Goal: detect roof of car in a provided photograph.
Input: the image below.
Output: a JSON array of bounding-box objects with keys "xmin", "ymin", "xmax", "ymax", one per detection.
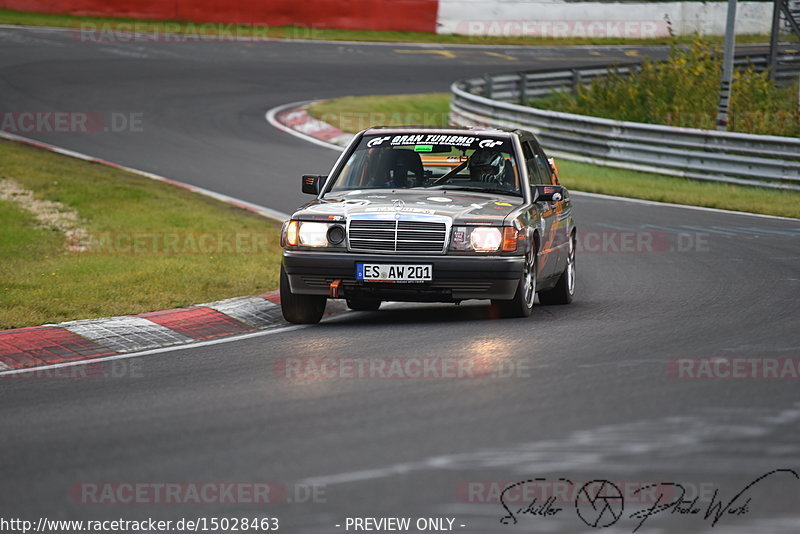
[{"xmin": 362, "ymin": 126, "xmax": 514, "ymax": 137}]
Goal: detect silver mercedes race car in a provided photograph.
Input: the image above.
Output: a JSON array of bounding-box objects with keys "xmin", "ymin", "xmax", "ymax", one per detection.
[{"xmin": 279, "ymin": 126, "xmax": 576, "ymax": 323}]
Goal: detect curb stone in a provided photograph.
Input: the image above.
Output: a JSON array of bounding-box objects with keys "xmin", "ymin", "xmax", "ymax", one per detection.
[
  {"xmin": 274, "ymin": 102, "xmax": 354, "ymax": 148},
  {"xmin": 0, "ymin": 292, "xmax": 347, "ymax": 372},
  {"xmin": 268, "ymin": 101, "xmax": 353, "ymax": 150}
]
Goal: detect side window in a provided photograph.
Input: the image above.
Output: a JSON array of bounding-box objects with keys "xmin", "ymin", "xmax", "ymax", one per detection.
[
  {"xmin": 532, "ymin": 142, "xmax": 556, "ymax": 185},
  {"xmin": 522, "ymin": 141, "xmax": 547, "ymax": 185}
]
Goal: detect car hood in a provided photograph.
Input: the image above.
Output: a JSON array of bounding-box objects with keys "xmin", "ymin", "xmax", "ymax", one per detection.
[{"xmin": 293, "ymin": 189, "xmax": 523, "ymax": 225}]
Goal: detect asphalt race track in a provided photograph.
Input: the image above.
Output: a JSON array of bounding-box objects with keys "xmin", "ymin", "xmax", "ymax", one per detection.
[{"xmin": 2, "ymin": 26, "xmax": 800, "ymax": 533}]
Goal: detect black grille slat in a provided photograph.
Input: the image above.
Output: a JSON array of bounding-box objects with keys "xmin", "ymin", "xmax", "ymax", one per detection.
[
  {"xmin": 396, "ymin": 243, "xmax": 443, "ymax": 251},
  {"xmin": 350, "ymin": 240, "xmax": 394, "ymax": 251},
  {"xmin": 397, "ymin": 231, "xmax": 445, "ymax": 241},
  {"xmin": 350, "ymin": 230, "xmax": 395, "ymax": 239},
  {"xmin": 348, "ymin": 218, "xmax": 447, "ymax": 253},
  {"xmin": 350, "ymin": 220, "xmax": 395, "ymax": 229},
  {"xmin": 398, "ymin": 221, "xmax": 444, "ymax": 231}
]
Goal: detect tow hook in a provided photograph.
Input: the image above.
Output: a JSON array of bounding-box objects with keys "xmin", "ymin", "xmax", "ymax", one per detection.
[{"xmin": 329, "ymin": 280, "xmax": 342, "ymax": 299}]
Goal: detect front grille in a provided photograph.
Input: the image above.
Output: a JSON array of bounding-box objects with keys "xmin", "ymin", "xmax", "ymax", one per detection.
[{"xmin": 348, "ymin": 218, "xmax": 448, "ymax": 254}]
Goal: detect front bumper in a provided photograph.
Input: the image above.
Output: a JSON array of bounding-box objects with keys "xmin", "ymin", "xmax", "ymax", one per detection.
[{"xmin": 282, "ymin": 250, "xmax": 524, "ymax": 302}]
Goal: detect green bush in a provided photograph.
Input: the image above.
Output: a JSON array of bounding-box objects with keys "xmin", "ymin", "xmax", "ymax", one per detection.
[{"xmin": 533, "ymin": 39, "xmax": 799, "ymax": 137}]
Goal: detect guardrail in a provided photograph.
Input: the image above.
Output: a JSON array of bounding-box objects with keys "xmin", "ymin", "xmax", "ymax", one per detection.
[{"xmin": 450, "ymin": 52, "xmax": 800, "ymax": 191}]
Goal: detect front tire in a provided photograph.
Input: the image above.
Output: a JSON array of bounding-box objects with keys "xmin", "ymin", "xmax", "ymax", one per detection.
[
  {"xmin": 280, "ymin": 265, "xmax": 326, "ymax": 324},
  {"xmin": 538, "ymin": 233, "xmax": 575, "ymax": 305},
  {"xmin": 491, "ymin": 252, "xmax": 536, "ymax": 318}
]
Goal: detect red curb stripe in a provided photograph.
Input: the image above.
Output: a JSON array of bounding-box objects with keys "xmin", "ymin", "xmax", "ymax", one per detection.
[
  {"xmin": 140, "ymin": 307, "xmax": 254, "ymax": 340},
  {"xmin": 277, "ymin": 109, "xmax": 348, "ymax": 141},
  {"xmin": 0, "ymin": 327, "xmax": 115, "ymax": 370},
  {"xmin": 260, "ymin": 291, "xmax": 281, "ymax": 305},
  {"xmin": 0, "ymin": 291, "xmax": 347, "ymax": 374}
]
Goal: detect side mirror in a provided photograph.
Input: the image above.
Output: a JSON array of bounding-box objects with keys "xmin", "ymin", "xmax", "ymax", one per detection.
[
  {"xmin": 533, "ymin": 185, "xmax": 564, "ymax": 202},
  {"xmin": 302, "ymin": 174, "xmax": 327, "ymax": 195}
]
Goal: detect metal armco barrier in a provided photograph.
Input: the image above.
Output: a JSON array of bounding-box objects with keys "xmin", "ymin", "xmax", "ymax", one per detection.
[{"xmin": 450, "ymin": 52, "xmax": 800, "ymax": 190}]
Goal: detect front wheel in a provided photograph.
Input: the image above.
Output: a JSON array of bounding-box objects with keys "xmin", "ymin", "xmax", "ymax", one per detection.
[
  {"xmin": 491, "ymin": 252, "xmax": 536, "ymax": 318},
  {"xmin": 280, "ymin": 265, "xmax": 327, "ymax": 324},
  {"xmin": 538, "ymin": 233, "xmax": 575, "ymax": 305}
]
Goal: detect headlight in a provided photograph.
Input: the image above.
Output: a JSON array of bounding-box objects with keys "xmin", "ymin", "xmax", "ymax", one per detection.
[
  {"xmin": 298, "ymin": 222, "xmax": 329, "ymax": 247},
  {"xmin": 283, "ymin": 221, "xmax": 346, "ymax": 248},
  {"xmin": 470, "ymin": 227, "xmax": 502, "ymax": 252},
  {"xmin": 450, "ymin": 226, "xmax": 518, "ymax": 253}
]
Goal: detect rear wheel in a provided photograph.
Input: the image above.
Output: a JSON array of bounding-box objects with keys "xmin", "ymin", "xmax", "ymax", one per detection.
[
  {"xmin": 538, "ymin": 233, "xmax": 575, "ymax": 305},
  {"xmin": 280, "ymin": 265, "xmax": 326, "ymax": 324},
  {"xmin": 491, "ymin": 252, "xmax": 536, "ymax": 318},
  {"xmin": 346, "ymin": 298, "xmax": 381, "ymax": 311}
]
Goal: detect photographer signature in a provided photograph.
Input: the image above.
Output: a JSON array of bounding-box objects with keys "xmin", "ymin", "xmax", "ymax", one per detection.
[{"xmin": 499, "ymin": 469, "xmax": 798, "ymax": 531}]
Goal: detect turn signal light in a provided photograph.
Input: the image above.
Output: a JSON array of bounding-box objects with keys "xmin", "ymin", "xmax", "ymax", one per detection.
[
  {"xmin": 502, "ymin": 227, "xmax": 518, "ymax": 252},
  {"xmin": 286, "ymin": 220, "xmax": 299, "ymax": 246}
]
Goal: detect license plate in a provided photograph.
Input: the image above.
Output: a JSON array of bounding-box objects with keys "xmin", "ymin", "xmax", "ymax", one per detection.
[{"xmin": 356, "ymin": 263, "xmax": 432, "ymax": 283}]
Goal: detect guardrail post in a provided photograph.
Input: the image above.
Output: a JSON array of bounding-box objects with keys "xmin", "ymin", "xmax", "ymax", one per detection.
[
  {"xmin": 484, "ymin": 74, "xmax": 494, "ymax": 99},
  {"xmin": 518, "ymin": 72, "xmax": 528, "ymax": 105},
  {"xmin": 768, "ymin": 0, "xmax": 781, "ymax": 80},
  {"xmin": 571, "ymin": 69, "xmax": 582, "ymax": 92}
]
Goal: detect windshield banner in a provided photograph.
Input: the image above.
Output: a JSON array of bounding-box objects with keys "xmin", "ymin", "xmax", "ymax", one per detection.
[{"xmin": 365, "ymin": 134, "xmax": 505, "ymax": 149}]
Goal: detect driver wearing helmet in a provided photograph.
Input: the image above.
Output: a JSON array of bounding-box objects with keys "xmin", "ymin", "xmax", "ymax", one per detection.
[{"xmin": 468, "ymin": 148, "xmax": 505, "ymax": 184}]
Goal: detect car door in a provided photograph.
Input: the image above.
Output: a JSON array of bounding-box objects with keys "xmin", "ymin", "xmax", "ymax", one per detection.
[
  {"xmin": 532, "ymin": 140, "xmax": 570, "ymax": 275},
  {"xmin": 521, "ymin": 140, "xmax": 559, "ymax": 279}
]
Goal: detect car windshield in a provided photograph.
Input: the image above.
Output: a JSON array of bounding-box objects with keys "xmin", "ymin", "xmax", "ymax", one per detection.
[{"xmin": 326, "ymin": 133, "xmax": 522, "ymax": 197}]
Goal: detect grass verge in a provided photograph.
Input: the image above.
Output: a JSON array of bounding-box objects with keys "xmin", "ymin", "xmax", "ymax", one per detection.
[
  {"xmin": 0, "ymin": 139, "xmax": 281, "ymax": 330},
  {"xmin": 0, "ymin": 8, "xmax": 778, "ymax": 47},
  {"xmin": 307, "ymin": 94, "xmax": 800, "ymax": 219}
]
